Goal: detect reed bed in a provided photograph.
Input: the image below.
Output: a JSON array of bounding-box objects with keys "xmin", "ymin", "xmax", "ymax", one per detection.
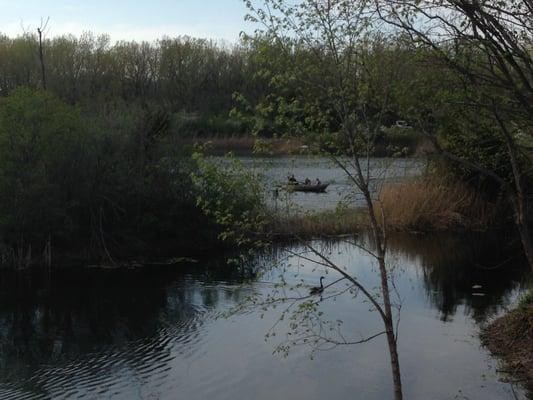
[
  {"xmin": 378, "ymin": 175, "xmax": 498, "ymax": 231},
  {"xmin": 266, "ymin": 174, "xmax": 499, "ymax": 239}
]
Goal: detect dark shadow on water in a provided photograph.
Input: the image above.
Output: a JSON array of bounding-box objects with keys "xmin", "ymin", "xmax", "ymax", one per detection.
[
  {"xmin": 387, "ymin": 231, "xmax": 531, "ymax": 322},
  {"xmin": 0, "ymin": 262, "xmax": 254, "ymax": 398}
]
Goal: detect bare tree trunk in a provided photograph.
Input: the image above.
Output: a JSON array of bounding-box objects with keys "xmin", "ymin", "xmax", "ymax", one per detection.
[
  {"xmin": 359, "ymin": 173, "xmax": 403, "ymax": 400},
  {"xmin": 383, "ymin": 304, "xmax": 403, "ymax": 400},
  {"xmin": 496, "ymin": 113, "xmax": 533, "ymax": 272},
  {"xmin": 517, "ymin": 217, "xmax": 533, "ymax": 269},
  {"xmin": 509, "ymin": 164, "xmax": 533, "ymax": 271},
  {"xmin": 335, "ymin": 148, "xmax": 404, "ymax": 400},
  {"xmin": 37, "ymin": 26, "xmax": 47, "ymax": 90},
  {"xmin": 374, "ymin": 239, "xmax": 403, "ymax": 400},
  {"xmin": 508, "ymin": 148, "xmax": 533, "ymax": 271}
]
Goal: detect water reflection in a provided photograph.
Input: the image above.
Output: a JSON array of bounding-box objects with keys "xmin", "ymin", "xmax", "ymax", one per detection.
[
  {"xmin": 0, "ymin": 264, "xmax": 254, "ymax": 399},
  {"xmin": 387, "ymin": 232, "xmax": 530, "ymax": 322},
  {"xmin": 0, "ymin": 232, "xmax": 530, "ymax": 400}
]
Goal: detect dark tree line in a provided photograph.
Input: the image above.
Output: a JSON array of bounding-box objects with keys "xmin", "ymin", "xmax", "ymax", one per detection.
[{"xmin": 0, "ymin": 33, "xmax": 264, "ymax": 116}]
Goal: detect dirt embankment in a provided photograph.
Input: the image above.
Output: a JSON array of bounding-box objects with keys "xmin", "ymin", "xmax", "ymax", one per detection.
[{"xmin": 481, "ymin": 292, "xmax": 533, "ymax": 392}]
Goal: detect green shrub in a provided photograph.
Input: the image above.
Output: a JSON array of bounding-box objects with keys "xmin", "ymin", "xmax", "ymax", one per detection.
[
  {"xmin": 191, "ymin": 152, "xmax": 266, "ymax": 246},
  {"xmin": 0, "ymin": 88, "xmax": 219, "ymax": 265}
]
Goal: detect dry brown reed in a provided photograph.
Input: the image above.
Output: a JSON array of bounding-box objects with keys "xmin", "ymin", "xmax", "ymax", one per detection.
[{"xmin": 378, "ymin": 175, "xmax": 498, "ymax": 232}]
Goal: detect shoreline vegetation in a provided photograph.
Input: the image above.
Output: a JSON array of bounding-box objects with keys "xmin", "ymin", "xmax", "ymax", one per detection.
[
  {"xmin": 378, "ymin": 175, "xmax": 501, "ymax": 232},
  {"xmin": 0, "ymin": 30, "xmax": 507, "ymax": 268},
  {"xmin": 0, "ymin": 171, "xmax": 506, "ymax": 268},
  {"xmin": 0, "ymin": 146, "xmax": 515, "ymax": 269},
  {"xmin": 176, "ymin": 132, "xmax": 433, "ymax": 157},
  {"xmin": 181, "ymin": 136, "xmax": 306, "ymax": 156},
  {"xmin": 482, "ymin": 291, "xmax": 533, "ymax": 393},
  {"xmin": 264, "ymin": 172, "xmax": 506, "ymax": 240}
]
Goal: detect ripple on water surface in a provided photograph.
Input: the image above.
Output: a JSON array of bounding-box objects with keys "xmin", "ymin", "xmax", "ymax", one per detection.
[{"xmin": 0, "ymin": 234, "xmax": 531, "ymax": 400}]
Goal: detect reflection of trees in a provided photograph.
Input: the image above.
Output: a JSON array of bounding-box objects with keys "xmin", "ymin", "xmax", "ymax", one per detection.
[
  {"xmin": 387, "ymin": 232, "xmax": 531, "ymax": 322},
  {"xmin": 0, "ymin": 263, "xmax": 252, "ymax": 398},
  {"xmin": 0, "ymin": 234, "xmax": 528, "ymax": 397},
  {"xmin": 270, "ymin": 232, "xmax": 531, "ymax": 324}
]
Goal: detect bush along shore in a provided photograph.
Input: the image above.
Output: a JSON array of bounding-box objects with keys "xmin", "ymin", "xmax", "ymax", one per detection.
[{"xmin": 0, "ymin": 88, "xmax": 252, "ymax": 269}]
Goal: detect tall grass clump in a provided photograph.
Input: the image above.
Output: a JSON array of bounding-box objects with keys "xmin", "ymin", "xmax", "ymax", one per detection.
[{"xmin": 379, "ymin": 174, "xmax": 499, "ymax": 232}]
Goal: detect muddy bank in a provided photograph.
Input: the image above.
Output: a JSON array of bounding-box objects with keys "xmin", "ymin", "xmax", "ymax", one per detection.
[{"xmin": 482, "ymin": 292, "xmax": 533, "ymax": 393}]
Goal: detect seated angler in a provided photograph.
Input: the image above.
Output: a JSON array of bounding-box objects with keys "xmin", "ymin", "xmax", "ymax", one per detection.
[{"xmin": 288, "ymin": 174, "xmax": 298, "ymax": 184}]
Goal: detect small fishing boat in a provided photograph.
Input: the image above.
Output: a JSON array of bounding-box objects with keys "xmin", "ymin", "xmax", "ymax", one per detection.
[{"xmin": 287, "ymin": 182, "xmax": 329, "ymax": 193}]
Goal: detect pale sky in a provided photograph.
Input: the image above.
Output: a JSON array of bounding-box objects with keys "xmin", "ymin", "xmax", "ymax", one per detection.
[{"xmin": 0, "ymin": 0, "xmax": 252, "ymax": 42}]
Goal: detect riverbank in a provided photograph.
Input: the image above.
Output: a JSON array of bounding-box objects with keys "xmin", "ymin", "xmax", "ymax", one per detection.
[
  {"xmin": 264, "ymin": 174, "xmax": 502, "ymax": 240},
  {"xmin": 482, "ymin": 291, "xmax": 533, "ymax": 392}
]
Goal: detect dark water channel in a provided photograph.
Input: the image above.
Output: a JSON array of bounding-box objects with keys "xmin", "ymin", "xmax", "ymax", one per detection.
[{"xmin": 0, "ymin": 232, "xmax": 531, "ymax": 400}]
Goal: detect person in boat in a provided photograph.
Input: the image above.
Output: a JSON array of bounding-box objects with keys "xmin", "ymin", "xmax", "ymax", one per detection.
[
  {"xmin": 288, "ymin": 174, "xmax": 298, "ymax": 184},
  {"xmin": 304, "ymin": 178, "xmax": 311, "ymax": 185},
  {"xmin": 315, "ymin": 178, "xmax": 321, "ymax": 185}
]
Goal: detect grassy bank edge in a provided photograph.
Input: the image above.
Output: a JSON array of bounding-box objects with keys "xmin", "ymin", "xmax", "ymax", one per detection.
[
  {"xmin": 265, "ymin": 208, "xmax": 368, "ymax": 239},
  {"xmin": 481, "ymin": 291, "xmax": 533, "ymax": 391}
]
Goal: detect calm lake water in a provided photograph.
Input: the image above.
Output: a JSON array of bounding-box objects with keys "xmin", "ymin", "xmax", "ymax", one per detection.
[
  {"xmin": 0, "ymin": 232, "xmax": 531, "ymax": 400},
  {"xmin": 236, "ymin": 156, "xmax": 425, "ymax": 212}
]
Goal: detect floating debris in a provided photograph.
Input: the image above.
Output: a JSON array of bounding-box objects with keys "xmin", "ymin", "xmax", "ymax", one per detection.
[
  {"xmin": 472, "ymin": 285, "xmax": 483, "ymax": 289},
  {"xmin": 472, "ymin": 292, "xmax": 486, "ymax": 297}
]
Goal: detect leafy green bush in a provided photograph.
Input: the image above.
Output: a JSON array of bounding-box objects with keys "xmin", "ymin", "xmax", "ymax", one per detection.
[
  {"xmin": 191, "ymin": 152, "xmax": 267, "ymax": 246},
  {"xmin": 0, "ymin": 88, "xmax": 224, "ymax": 265}
]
